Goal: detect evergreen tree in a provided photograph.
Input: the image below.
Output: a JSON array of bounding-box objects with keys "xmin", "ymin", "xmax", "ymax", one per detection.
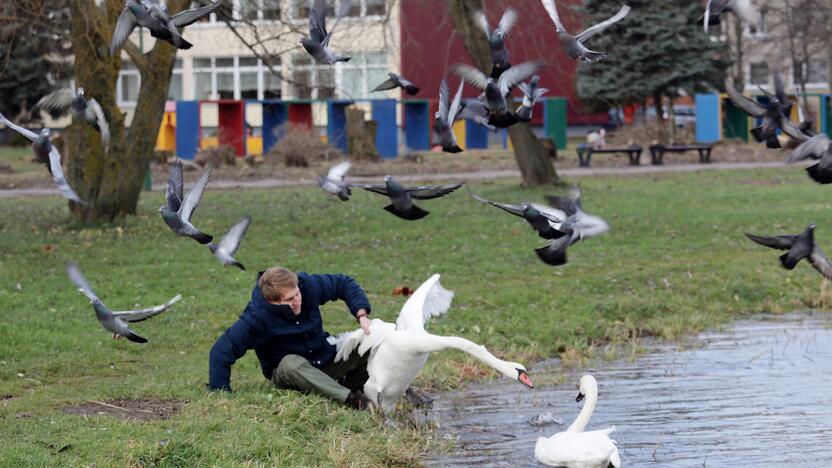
[
  {"xmin": 0, "ymin": 1, "xmax": 72, "ymax": 123},
  {"xmin": 576, "ymin": 0, "xmax": 727, "ymax": 134}
]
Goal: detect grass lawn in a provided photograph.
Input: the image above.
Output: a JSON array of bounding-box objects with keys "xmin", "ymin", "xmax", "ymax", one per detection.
[{"xmin": 1, "ymin": 167, "xmax": 829, "ymax": 466}]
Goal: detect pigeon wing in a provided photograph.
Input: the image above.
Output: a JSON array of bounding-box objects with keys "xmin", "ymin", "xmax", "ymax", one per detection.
[
  {"xmin": 113, "ymin": 294, "xmax": 182, "ymax": 322},
  {"xmin": 467, "ymin": 188, "xmax": 526, "ymax": 218},
  {"xmin": 327, "ymin": 161, "xmax": 351, "ymax": 182},
  {"xmin": 788, "ymin": 134, "xmax": 830, "ymax": 163},
  {"xmin": 576, "ymin": 4, "xmax": 631, "ymax": 42},
  {"xmin": 438, "ymin": 79, "xmax": 450, "ymax": 123},
  {"xmin": 541, "ymin": 0, "xmax": 566, "ymax": 31},
  {"xmin": 166, "ymin": 160, "xmax": 184, "ymax": 212},
  {"xmin": 498, "ymin": 7, "xmax": 518, "ymax": 34},
  {"xmin": 171, "ymin": 1, "xmax": 222, "ymax": 27},
  {"xmin": 309, "ymin": 0, "xmax": 328, "ymax": 44},
  {"xmin": 782, "ymin": 117, "xmax": 811, "ymax": 143},
  {"xmin": 67, "ymin": 262, "xmax": 100, "ymax": 303},
  {"xmin": 48, "ymin": 146, "xmax": 84, "ymax": 203},
  {"xmin": 447, "ymin": 80, "xmax": 465, "ymax": 125},
  {"xmin": 217, "ymin": 216, "xmax": 252, "ymax": 257},
  {"xmin": 354, "ymin": 183, "xmax": 389, "ymax": 196},
  {"xmin": 497, "ymin": 61, "xmax": 544, "ymax": 97},
  {"xmin": 808, "ymin": 247, "xmax": 832, "ymax": 281},
  {"xmin": 730, "ymin": 0, "xmax": 762, "ymax": 28},
  {"xmin": 371, "ymin": 74, "xmax": 399, "ymax": 92},
  {"xmin": 408, "ymin": 183, "xmax": 463, "ymax": 200},
  {"xmin": 395, "ymin": 274, "xmax": 454, "ymax": 332},
  {"xmin": 453, "ymin": 64, "xmax": 489, "ymax": 91},
  {"xmin": 726, "ymin": 83, "xmax": 766, "ymax": 118},
  {"xmin": 745, "ymin": 232, "xmax": 797, "ymax": 250},
  {"xmin": 111, "ymin": 6, "xmax": 138, "ymax": 55},
  {"xmin": 472, "ymin": 10, "xmax": 491, "ymax": 37},
  {"xmin": 544, "ymin": 194, "xmax": 580, "ymax": 217},
  {"xmin": 35, "ymin": 89, "xmax": 74, "ymax": 115},
  {"xmin": 87, "ymin": 98, "xmax": 110, "ymax": 148},
  {"xmin": 0, "ymin": 111, "xmax": 39, "ymax": 142},
  {"xmin": 179, "ymin": 164, "xmax": 212, "ymax": 221}
]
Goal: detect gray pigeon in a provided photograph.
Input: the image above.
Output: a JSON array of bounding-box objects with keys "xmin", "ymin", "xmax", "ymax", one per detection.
[
  {"xmin": 745, "ymin": 224, "xmax": 832, "ymax": 277},
  {"xmin": 318, "ymin": 160, "xmax": 352, "ymax": 201},
  {"xmin": 472, "ymin": 7, "xmax": 518, "ymax": 71},
  {"xmin": 456, "ymin": 98, "xmax": 497, "ymax": 131},
  {"xmin": 67, "ymin": 262, "xmax": 182, "ymax": 343},
  {"xmin": 702, "ymin": 0, "xmax": 762, "ymax": 33},
  {"xmin": 453, "ymin": 61, "xmax": 544, "ymax": 114},
  {"xmin": 786, "ymin": 131, "xmax": 832, "ymax": 184},
  {"xmin": 371, "ymin": 73, "xmax": 420, "ymax": 95},
  {"xmin": 354, "ymin": 175, "xmax": 463, "ymax": 220},
  {"xmin": 299, "ymin": 0, "xmax": 351, "ymax": 64},
  {"xmin": 160, "ymin": 160, "xmax": 213, "ymax": 244},
  {"xmin": 36, "ymin": 87, "xmax": 110, "ymax": 150},
  {"xmin": 725, "ymin": 76, "xmax": 794, "ymax": 149},
  {"xmin": 111, "ymin": 0, "xmax": 221, "ymax": 54},
  {"xmin": 0, "ymin": 112, "xmax": 84, "ymax": 204},
  {"xmin": 536, "ymin": 189, "xmax": 610, "ymax": 266},
  {"xmin": 541, "ymin": 0, "xmax": 631, "ymax": 62},
  {"xmin": 516, "ymin": 75, "xmax": 549, "ymax": 122},
  {"xmin": 208, "ymin": 216, "xmax": 251, "ymax": 271},
  {"xmin": 434, "ymin": 79, "xmax": 465, "ymax": 153}
]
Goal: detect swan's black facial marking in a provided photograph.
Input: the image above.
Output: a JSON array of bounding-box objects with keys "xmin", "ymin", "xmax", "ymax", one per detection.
[
  {"xmin": 575, "ymin": 391, "xmax": 585, "ymax": 403},
  {"xmin": 517, "ymin": 369, "xmax": 534, "ymax": 389}
]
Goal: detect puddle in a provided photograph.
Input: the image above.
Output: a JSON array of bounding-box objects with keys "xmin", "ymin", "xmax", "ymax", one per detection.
[{"xmin": 422, "ymin": 312, "xmax": 832, "ymax": 466}]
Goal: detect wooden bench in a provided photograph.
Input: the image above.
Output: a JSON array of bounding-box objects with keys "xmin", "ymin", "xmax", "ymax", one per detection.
[
  {"xmin": 649, "ymin": 144, "xmax": 714, "ymax": 165},
  {"xmin": 575, "ymin": 145, "xmax": 643, "ymax": 167}
]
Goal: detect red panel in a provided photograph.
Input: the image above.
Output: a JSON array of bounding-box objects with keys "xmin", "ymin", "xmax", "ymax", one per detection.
[
  {"xmin": 217, "ymin": 101, "xmax": 245, "ymax": 156},
  {"xmin": 288, "ymin": 103, "xmax": 313, "ymax": 128},
  {"xmin": 400, "ymin": 0, "xmax": 607, "ymax": 125}
]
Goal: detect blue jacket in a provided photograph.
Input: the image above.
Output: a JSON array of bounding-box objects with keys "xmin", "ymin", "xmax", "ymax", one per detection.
[{"xmin": 208, "ymin": 272, "xmax": 371, "ymax": 391}]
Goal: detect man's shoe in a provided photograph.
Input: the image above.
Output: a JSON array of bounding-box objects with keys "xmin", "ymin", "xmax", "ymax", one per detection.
[{"xmin": 345, "ymin": 391, "xmax": 372, "ymax": 411}]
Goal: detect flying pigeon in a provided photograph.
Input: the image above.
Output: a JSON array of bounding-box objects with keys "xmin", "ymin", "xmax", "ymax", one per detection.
[
  {"xmin": 67, "ymin": 262, "xmax": 182, "ymax": 343},
  {"xmin": 434, "ymin": 79, "xmax": 465, "ymax": 153},
  {"xmin": 702, "ymin": 0, "xmax": 762, "ymax": 34},
  {"xmin": 725, "ymin": 76, "xmax": 793, "ymax": 149},
  {"xmin": 111, "ymin": 0, "xmax": 222, "ymax": 54},
  {"xmin": 745, "ymin": 224, "xmax": 832, "ymax": 279},
  {"xmin": 516, "ymin": 75, "xmax": 549, "ymax": 122},
  {"xmin": 537, "ymin": 189, "xmax": 610, "ymax": 266},
  {"xmin": 456, "ymin": 98, "xmax": 497, "ymax": 131},
  {"xmin": 300, "ymin": 0, "xmax": 352, "ymax": 64},
  {"xmin": 453, "ymin": 61, "xmax": 544, "ymax": 114},
  {"xmin": 208, "ymin": 216, "xmax": 251, "ymax": 271},
  {"xmin": 0, "ymin": 112, "xmax": 84, "ymax": 204},
  {"xmin": 541, "ymin": 0, "xmax": 631, "ymax": 62},
  {"xmin": 371, "ymin": 73, "xmax": 420, "ymax": 95},
  {"xmin": 159, "ymin": 160, "xmax": 213, "ymax": 244},
  {"xmin": 354, "ymin": 175, "xmax": 463, "ymax": 220},
  {"xmin": 472, "ymin": 7, "xmax": 518, "ymax": 74},
  {"xmin": 784, "ymin": 126, "xmax": 832, "ymax": 184},
  {"xmin": 318, "ymin": 160, "xmax": 353, "ymax": 201},
  {"xmin": 35, "ymin": 88, "xmax": 109, "ymax": 149}
]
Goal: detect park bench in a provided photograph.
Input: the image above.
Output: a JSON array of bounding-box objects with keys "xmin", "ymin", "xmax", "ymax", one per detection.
[
  {"xmin": 575, "ymin": 145, "xmax": 643, "ymax": 167},
  {"xmin": 648, "ymin": 144, "xmax": 714, "ymax": 165}
]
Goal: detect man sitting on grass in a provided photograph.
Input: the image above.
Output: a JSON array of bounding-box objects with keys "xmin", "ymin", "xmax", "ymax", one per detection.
[{"xmin": 208, "ymin": 266, "xmax": 374, "ymax": 410}]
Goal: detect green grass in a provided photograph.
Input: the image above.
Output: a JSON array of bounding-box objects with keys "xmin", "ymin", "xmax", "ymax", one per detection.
[{"xmin": 1, "ymin": 167, "xmax": 829, "ymax": 466}]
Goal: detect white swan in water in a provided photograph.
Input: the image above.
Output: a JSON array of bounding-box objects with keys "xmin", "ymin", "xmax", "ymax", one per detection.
[
  {"xmin": 535, "ymin": 374, "xmax": 621, "ymax": 467},
  {"xmin": 334, "ymin": 273, "xmax": 534, "ymax": 414}
]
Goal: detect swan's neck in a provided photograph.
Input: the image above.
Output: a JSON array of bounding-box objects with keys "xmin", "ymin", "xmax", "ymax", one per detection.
[{"xmin": 566, "ymin": 387, "xmax": 597, "ymax": 433}]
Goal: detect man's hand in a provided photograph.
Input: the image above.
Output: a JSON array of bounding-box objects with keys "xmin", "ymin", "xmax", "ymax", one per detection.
[{"xmin": 358, "ymin": 315, "xmax": 371, "ymax": 335}]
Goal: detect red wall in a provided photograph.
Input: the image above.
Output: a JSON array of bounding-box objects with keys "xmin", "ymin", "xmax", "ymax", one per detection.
[{"xmin": 400, "ymin": 0, "xmax": 607, "ymax": 125}]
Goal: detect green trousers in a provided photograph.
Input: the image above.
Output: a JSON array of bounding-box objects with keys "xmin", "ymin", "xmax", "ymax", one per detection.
[{"xmin": 271, "ymin": 352, "xmax": 369, "ymax": 403}]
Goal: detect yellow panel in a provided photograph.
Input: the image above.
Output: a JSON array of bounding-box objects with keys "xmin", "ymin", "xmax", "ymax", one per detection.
[
  {"xmin": 452, "ymin": 120, "xmax": 466, "ymax": 150},
  {"xmin": 201, "ymin": 136, "xmax": 219, "ymax": 149},
  {"xmin": 155, "ymin": 112, "xmax": 176, "ymax": 152},
  {"xmin": 247, "ymin": 136, "xmax": 263, "ymax": 155},
  {"xmin": 507, "ymin": 134, "xmax": 513, "ymax": 150}
]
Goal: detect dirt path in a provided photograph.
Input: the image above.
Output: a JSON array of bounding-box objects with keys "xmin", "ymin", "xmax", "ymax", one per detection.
[{"xmin": 0, "ymin": 161, "xmax": 788, "ymax": 199}]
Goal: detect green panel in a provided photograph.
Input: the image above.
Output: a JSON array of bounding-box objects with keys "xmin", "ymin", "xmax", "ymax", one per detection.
[
  {"xmin": 723, "ymin": 99, "xmax": 748, "ymax": 142},
  {"xmin": 544, "ymin": 97, "xmax": 567, "ymax": 150}
]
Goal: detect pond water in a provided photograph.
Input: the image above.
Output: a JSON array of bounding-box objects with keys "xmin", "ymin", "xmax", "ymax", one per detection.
[{"xmin": 422, "ymin": 312, "xmax": 832, "ymax": 467}]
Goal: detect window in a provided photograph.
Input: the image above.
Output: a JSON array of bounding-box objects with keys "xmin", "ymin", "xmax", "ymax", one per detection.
[
  {"xmin": 191, "ymin": 56, "xmax": 283, "ymax": 100},
  {"xmin": 117, "ymin": 61, "xmax": 140, "ymax": 105},
  {"xmin": 745, "ymin": 9, "xmax": 767, "ymax": 37},
  {"xmin": 239, "ymin": 0, "xmax": 260, "ymax": 20},
  {"xmin": 365, "ymin": 0, "xmax": 385, "ymax": 16},
  {"xmin": 338, "ymin": 51, "xmax": 387, "ymax": 99},
  {"xmin": 193, "ymin": 58, "xmax": 214, "ymax": 100},
  {"xmin": 749, "ymin": 63, "xmax": 769, "ymax": 86},
  {"xmin": 239, "ymin": 58, "xmax": 259, "ymax": 99},
  {"xmin": 291, "ymin": 0, "xmax": 380, "ymax": 20},
  {"xmin": 793, "ymin": 61, "xmax": 828, "ymax": 85},
  {"xmin": 168, "ymin": 59, "xmax": 183, "ymax": 101}
]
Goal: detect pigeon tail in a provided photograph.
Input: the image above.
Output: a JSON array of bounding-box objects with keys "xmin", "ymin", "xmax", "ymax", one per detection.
[
  {"xmin": 192, "ymin": 231, "xmax": 214, "ymax": 245},
  {"xmin": 535, "ymin": 245, "xmax": 568, "ymax": 266},
  {"xmin": 336, "ymin": 56, "xmax": 351, "ymax": 62},
  {"xmin": 766, "ymin": 136, "xmax": 781, "ymax": 149},
  {"xmin": 442, "ymin": 144, "xmax": 464, "ymax": 154},
  {"xmin": 403, "ymin": 85, "xmax": 420, "ymax": 95},
  {"xmin": 125, "ymin": 331, "xmax": 148, "ymax": 343},
  {"xmin": 337, "ymin": 192, "xmax": 350, "ymax": 201},
  {"xmin": 384, "ymin": 203, "xmax": 429, "ymax": 221},
  {"xmin": 806, "ymin": 164, "xmax": 832, "ymax": 184},
  {"xmin": 779, "ymin": 252, "xmax": 807, "ymax": 270},
  {"xmin": 231, "ymin": 260, "xmax": 246, "ymax": 271}
]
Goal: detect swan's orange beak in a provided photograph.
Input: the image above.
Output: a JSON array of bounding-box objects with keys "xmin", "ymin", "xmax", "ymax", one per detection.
[{"xmin": 518, "ymin": 370, "xmax": 534, "ymax": 389}]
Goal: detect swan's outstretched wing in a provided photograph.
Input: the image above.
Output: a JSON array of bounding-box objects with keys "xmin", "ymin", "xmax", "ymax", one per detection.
[
  {"xmin": 395, "ymin": 274, "xmax": 454, "ymax": 332},
  {"xmin": 576, "ymin": 4, "xmax": 631, "ymax": 42},
  {"xmin": 333, "ymin": 319, "xmax": 396, "ymax": 361},
  {"xmin": 113, "ymin": 294, "xmax": 182, "ymax": 322}
]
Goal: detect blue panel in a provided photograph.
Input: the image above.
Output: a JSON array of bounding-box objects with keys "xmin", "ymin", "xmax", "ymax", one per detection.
[
  {"xmin": 175, "ymin": 100, "xmax": 200, "ymax": 160},
  {"xmin": 327, "ymin": 100, "xmax": 351, "ymax": 153},
  {"xmin": 371, "ymin": 99, "xmax": 398, "ymax": 159},
  {"xmin": 501, "ymin": 129, "xmax": 508, "ymax": 149},
  {"xmin": 262, "ymin": 100, "xmax": 288, "ymax": 153},
  {"xmin": 403, "ymin": 102, "xmax": 430, "ymax": 151},
  {"xmin": 695, "ymin": 94, "xmax": 720, "ymax": 143},
  {"xmin": 465, "ymin": 119, "xmax": 489, "ymax": 149}
]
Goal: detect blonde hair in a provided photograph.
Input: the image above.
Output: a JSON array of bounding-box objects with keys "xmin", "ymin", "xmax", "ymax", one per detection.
[{"xmin": 258, "ymin": 267, "xmax": 298, "ymax": 302}]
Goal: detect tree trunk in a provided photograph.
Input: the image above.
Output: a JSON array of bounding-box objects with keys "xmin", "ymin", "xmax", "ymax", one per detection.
[
  {"xmin": 731, "ymin": 15, "xmax": 745, "ymax": 91},
  {"xmin": 66, "ymin": 0, "xmax": 180, "ymax": 222},
  {"xmin": 446, "ymin": 0, "xmax": 559, "ymax": 186}
]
